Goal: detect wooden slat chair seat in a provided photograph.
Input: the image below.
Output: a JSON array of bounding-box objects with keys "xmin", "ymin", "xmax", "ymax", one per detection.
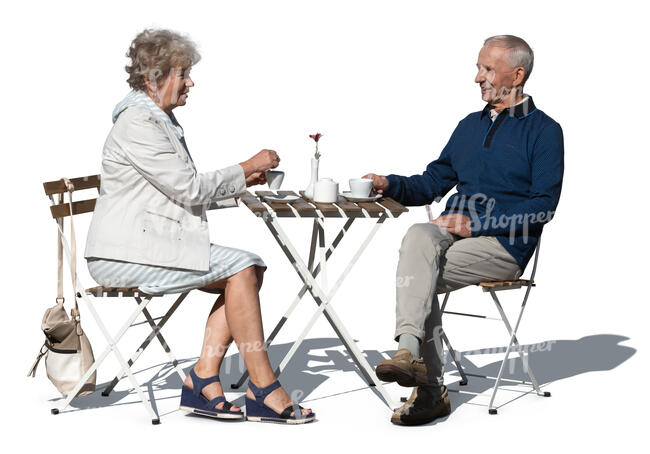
[
  {"xmin": 42, "ymin": 174, "xmax": 199, "ymax": 424},
  {"xmin": 85, "ymin": 286, "xmax": 148, "ymax": 298},
  {"xmin": 478, "ymin": 279, "xmax": 535, "ymax": 290}
]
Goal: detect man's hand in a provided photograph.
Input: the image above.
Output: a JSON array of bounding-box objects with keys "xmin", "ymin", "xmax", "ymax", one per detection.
[
  {"xmin": 246, "ymin": 171, "xmax": 267, "ymax": 187},
  {"xmin": 431, "ymin": 214, "xmax": 472, "ymax": 237},
  {"xmin": 362, "ymin": 173, "xmax": 389, "ymax": 194}
]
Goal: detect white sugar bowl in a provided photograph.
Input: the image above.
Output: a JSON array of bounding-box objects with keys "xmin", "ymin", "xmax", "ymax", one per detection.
[{"xmin": 313, "ymin": 178, "xmax": 339, "ymax": 203}]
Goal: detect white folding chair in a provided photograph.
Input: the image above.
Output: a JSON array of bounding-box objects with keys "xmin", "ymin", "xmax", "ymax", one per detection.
[
  {"xmin": 439, "ymin": 235, "xmax": 551, "ymax": 414},
  {"xmin": 43, "ymin": 175, "xmax": 208, "ymax": 424}
]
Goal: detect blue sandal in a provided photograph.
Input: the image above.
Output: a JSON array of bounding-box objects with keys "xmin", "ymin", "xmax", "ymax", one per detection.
[
  {"xmin": 245, "ymin": 380, "xmax": 315, "ymax": 424},
  {"xmin": 179, "ymin": 368, "xmax": 245, "ymax": 420}
]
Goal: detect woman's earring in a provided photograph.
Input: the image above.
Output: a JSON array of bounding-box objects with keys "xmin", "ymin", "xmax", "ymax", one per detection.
[{"xmin": 152, "ymin": 89, "xmax": 160, "ymax": 103}]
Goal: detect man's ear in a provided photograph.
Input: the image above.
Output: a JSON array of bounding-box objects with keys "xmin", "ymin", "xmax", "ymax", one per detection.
[{"xmin": 512, "ymin": 67, "xmax": 526, "ymax": 87}]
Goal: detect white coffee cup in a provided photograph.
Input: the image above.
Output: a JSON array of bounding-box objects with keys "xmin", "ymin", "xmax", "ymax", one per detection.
[
  {"xmin": 313, "ymin": 178, "xmax": 339, "ymax": 203},
  {"xmin": 266, "ymin": 170, "xmax": 285, "ymax": 190},
  {"xmin": 349, "ymin": 178, "xmax": 373, "ymax": 198}
]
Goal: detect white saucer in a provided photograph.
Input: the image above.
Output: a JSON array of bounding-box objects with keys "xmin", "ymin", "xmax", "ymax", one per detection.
[
  {"xmin": 263, "ymin": 194, "xmax": 300, "ymax": 203},
  {"xmin": 340, "ymin": 192, "xmax": 383, "ymax": 202}
]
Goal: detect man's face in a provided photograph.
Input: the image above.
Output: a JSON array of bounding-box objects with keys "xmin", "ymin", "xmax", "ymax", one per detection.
[{"xmin": 474, "ymin": 45, "xmax": 518, "ymax": 105}]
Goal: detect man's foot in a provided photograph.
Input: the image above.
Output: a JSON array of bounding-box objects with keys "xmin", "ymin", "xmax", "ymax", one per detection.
[
  {"xmin": 376, "ymin": 348, "xmax": 428, "ymax": 387},
  {"xmin": 245, "ymin": 383, "xmax": 312, "ymax": 418},
  {"xmin": 391, "ymin": 385, "xmax": 451, "ymax": 426},
  {"xmin": 183, "ymin": 369, "xmax": 239, "ymax": 412}
]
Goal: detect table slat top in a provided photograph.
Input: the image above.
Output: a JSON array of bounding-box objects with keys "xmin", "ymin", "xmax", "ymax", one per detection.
[
  {"xmin": 240, "ymin": 191, "xmax": 267, "ymax": 214},
  {"xmin": 276, "ymin": 191, "xmax": 318, "ymax": 215},
  {"xmin": 376, "ymin": 197, "xmax": 409, "ymax": 214},
  {"xmin": 255, "ymin": 190, "xmax": 294, "ymax": 213},
  {"xmin": 241, "ymin": 189, "xmax": 408, "ymax": 218}
]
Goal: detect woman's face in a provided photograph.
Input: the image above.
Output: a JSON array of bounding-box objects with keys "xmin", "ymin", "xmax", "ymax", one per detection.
[{"xmin": 148, "ymin": 66, "xmax": 194, "ymax": 113}]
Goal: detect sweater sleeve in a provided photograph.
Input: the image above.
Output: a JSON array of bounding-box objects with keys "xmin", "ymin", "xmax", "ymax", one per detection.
[
  {"xmin": 470, "ymin": 121, "xmax": 564, "ymax": 237},
  {"xmin": 384, "ymin": 123, "xmax": 460, "ymax": 206}
]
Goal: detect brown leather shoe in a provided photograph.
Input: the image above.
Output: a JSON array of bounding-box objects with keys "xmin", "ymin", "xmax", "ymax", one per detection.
[
  {"xmin": 391, "ymin": 385, "xmax": 451, "ymax": 426},
  {"xmin": 376, "ymin": 348, "xmax": 427, "ymax": 387}
]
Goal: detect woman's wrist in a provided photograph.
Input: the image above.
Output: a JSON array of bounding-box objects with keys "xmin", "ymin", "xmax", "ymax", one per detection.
[{"xmin": 238, "ymin": 160, "xmax": 257, "ymax": 177}]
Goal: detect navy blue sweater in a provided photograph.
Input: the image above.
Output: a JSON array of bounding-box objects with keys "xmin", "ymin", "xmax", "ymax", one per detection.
[{"xmin": 385, "ymin": 97, "xmax": 564, "ymax": 271}]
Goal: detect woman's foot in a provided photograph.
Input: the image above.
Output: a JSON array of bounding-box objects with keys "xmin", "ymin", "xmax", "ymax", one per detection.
[
  {"xmin": 245, "ymin": 383, "xmax": 311, "ymax": 417},
  {"xmin": 183, "ymin": 367, "xmax": 240, "ymax": 412}
]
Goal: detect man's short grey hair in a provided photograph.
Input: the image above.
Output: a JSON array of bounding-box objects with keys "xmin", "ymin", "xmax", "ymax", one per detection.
[{"xmin": 484, "ymin": 35, "xmax": 534, "ymax": 85}]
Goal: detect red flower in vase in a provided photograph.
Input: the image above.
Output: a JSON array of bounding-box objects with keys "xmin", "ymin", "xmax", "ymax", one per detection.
[{"xmin": 309, "ymin": 133, "xmax": 323, "ymax": 159}]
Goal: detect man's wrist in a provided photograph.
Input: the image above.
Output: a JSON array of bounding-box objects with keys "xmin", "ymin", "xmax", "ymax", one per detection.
[{"xmin": 381, "ymin": 175, "xmax": 389, "ymax": 191}]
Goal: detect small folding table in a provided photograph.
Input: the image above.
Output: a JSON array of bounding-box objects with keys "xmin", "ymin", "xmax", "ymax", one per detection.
[{"xmin": 231, "ymin": 190, "xmax": 408, "ymax": 408}]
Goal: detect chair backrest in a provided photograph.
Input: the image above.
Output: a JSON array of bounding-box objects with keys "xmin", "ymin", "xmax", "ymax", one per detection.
[
  {"xmin": 528, "ymin": 235, "xmax": 541, "ymax": 281},
  {"xmin": 43, "ymin": 175, "xmax": 101, "ymax": 219}
]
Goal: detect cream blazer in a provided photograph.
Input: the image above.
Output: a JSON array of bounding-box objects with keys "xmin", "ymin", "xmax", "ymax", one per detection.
[{"xmin": 84, "ymin": 105, "xmax": 246, "ymax": 271}]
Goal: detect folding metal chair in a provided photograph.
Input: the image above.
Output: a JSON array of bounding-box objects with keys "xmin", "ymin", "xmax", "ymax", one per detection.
[
  {"xmin": 43, "ymin": 175, "xmax": 206, "ymax": 424},
  {"xmin": 439, "ymin": 235, "xmax": 551, "ymax": 414}
]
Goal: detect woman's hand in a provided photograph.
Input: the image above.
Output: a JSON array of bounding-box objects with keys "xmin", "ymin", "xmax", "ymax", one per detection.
[
  {"xmin": 362, "ymin": 173, "xmax": 389, "ymax": 194},
  {"xmin": 246, "ymin": 171, "xmax": 267, "ymax": 187},
  {"xmin": 240, "ymin": 149, "xmax": 280, "ymax": 176}
]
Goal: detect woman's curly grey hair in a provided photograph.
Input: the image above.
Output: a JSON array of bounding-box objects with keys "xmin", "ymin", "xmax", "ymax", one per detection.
[{"xmin": 125, "ymin": 29, "xmax": 201, "ymax": 91}]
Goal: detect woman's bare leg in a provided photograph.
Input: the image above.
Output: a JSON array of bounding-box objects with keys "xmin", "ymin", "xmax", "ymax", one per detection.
[
  {"xmin": 194, "ymin": 265, "xmax": 310, "ymax": 416},
  {"xmin": 184, "ymin": 266, "xmax": 265, "ymax": 410},
  {"xmin": 183, "ymin": 292, "xmax": 239, "ymax": 410}
]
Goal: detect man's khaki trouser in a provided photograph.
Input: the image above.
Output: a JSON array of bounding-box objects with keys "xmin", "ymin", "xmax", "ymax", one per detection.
[{"xmin": 394, "ymin": 223, "xmax": 522, "ymax": 386}]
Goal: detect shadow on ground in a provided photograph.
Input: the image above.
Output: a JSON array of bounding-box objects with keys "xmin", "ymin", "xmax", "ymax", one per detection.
[{"xmin": 50, "ymin": 334, "xmax": 635, "ymax": 418}]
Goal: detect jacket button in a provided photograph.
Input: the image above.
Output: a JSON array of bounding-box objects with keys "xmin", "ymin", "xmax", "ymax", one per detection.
[
  {"xmin": 229, "ymin": 185, "xmax": 235, "ymax": 193},
  {"xmin": 220, "ymin": 188, "xmax": 226, "ymax": 196}
]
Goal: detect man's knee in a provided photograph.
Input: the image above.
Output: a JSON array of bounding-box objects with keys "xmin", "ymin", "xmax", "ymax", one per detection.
[{"xmin": 401, "ymin": 223, "xmax": 452, "ymax": 253}]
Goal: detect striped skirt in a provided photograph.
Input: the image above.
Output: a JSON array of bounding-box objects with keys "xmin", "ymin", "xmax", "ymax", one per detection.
[{"xmin": 87, "ymin": 243, "xmax": 266, "ymax": 295}]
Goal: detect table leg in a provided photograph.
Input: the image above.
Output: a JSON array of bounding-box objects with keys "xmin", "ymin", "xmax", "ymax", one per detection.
[
  {"xmin": 231, "ymin": 218, "xmax": 354, "ymax": 389},
  {"xmin": 263, "ymin": 213, "xmax": 397, "ymax": 408},
  {"xmin": 317, "ymin": 218, "xmax": 328, "ymax": 293}
]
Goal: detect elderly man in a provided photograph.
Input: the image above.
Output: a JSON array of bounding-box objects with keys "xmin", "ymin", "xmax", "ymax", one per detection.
[{"xmin": 364, "ymin": 35, "xmax": 564, "ymax": 426}]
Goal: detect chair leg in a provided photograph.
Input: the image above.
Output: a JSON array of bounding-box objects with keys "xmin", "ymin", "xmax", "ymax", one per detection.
[
  {"xmin": 439, "ymin": 293, "xmax": 468, "ymax": 385},
  {"xmin": 440, "ymin": 292, "xmax": 450, "ymax": 312},
  {"xmin": 442, "ymin": 331, "xmax": 468, "ymax": 386},
  {"xmin": 489, "ymin": 289, "xmax": 545, "ymax": 394},
  {"xmin": 141, "ymin": 305, "xmax": 187, "ymax": 382},
  {"xmin": 102, "ymin": 293, "xmax": 188, "ymax": 397},
  {"xmin": 487, "ymin": 289, "xmax": 549, "ymax": 414},
  {"xmin": 487, "ymin": 322, "xmax": 517, "ymax": 414},
  {"xmin": 52, "ymin": 294, "xmax": 160, "ymax": 424}
]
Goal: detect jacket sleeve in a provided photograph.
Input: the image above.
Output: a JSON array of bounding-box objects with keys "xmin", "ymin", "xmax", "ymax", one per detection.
[
  {"xmin": 383, "ymin": 124, "xmax": 460, "ymax": 206},
  {"xmin": 119, "ymin": 112, "xmax": 247, "ymax": 207},
  {"xmin": 470, "ymin": 122, "xmax": 564, "ymax": 237},
  {"xmin": 206, "ymin": 198, "xmax": 239, "ymax": 210}
]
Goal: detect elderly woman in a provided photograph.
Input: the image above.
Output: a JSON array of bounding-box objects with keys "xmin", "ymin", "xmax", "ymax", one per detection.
[{"xmin": 84, "ymin": 29, "xmax": 314, "ymax": 424}]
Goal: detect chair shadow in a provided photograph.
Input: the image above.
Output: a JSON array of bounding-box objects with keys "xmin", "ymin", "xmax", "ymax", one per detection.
[
  {"xmin": 428, "ymin": 333, "xmax": 636, "ymax": 422},
  {"xmin": 51, "ymin": 334, "xmax": 635, "ymax": 418}
]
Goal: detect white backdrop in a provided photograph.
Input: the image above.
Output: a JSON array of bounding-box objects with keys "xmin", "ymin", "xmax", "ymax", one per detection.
[{"xmin": 2, "ymin": 0, "xmax": 648, "ymax": 452}]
